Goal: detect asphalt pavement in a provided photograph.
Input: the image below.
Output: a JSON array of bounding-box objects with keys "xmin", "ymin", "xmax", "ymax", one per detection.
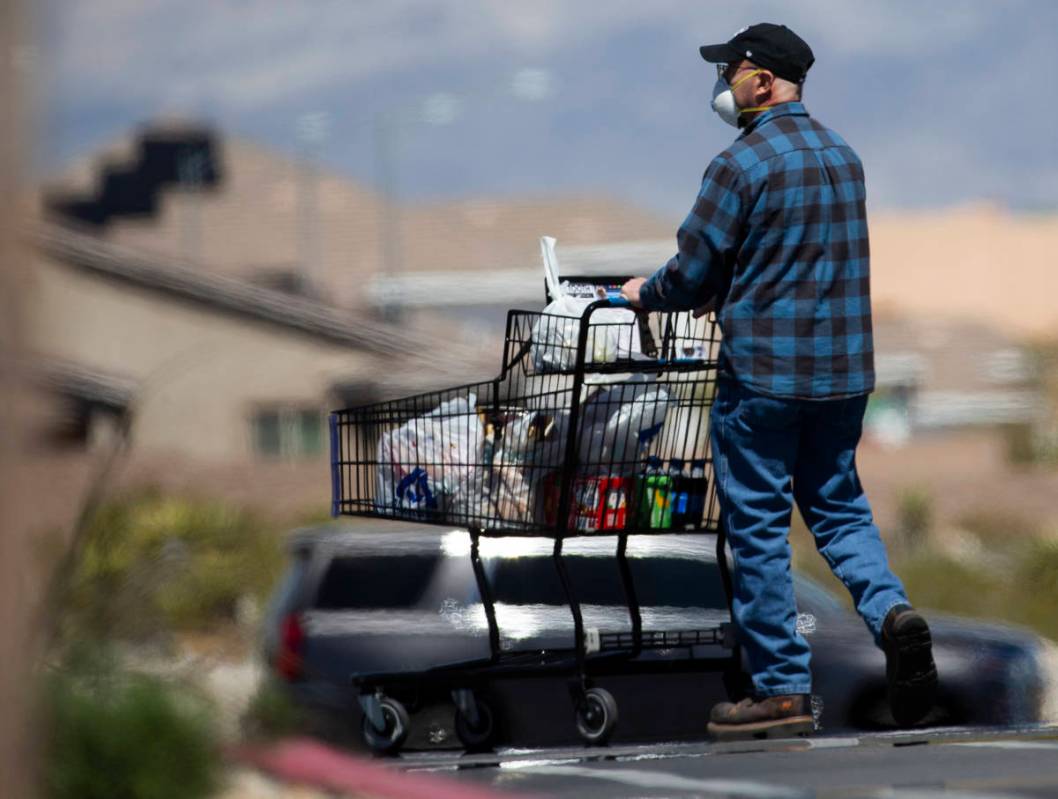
[{"xmin": 400, "ymin": 725, "xmax": 1058, "ymax": 798}]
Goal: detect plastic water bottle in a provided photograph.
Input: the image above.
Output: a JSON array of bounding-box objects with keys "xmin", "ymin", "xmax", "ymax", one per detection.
[
  {"xmin": 668, "ymin": 458, "xmax": 689, "ymax": 528},
  {"xmin": 687, "ymin": 458, "xmax": 708, "ymax": 528},
  {"xmin": 635, "ymin": 456, "xmax": 671, "ymax": 529}
]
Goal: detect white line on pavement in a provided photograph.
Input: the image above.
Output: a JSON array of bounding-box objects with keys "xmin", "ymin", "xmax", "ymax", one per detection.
[
  {"xmin": 949, "ymin": 740, "xmax": 1058, "ymax": 751},
  {"xmin": 806, "ymin": 736, "xmax": 861, "ymax": 749}
]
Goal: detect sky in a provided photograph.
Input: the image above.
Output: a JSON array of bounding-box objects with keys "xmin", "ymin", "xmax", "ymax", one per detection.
[{"xmin": 35, "ymin": 0, "xmax": 1058, "ymax": 218}]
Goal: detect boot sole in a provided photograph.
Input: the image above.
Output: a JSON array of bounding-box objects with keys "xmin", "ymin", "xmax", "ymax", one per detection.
[
  {"xmin": 707, "ymin": 715, "xmax": 815, "ymax": 741},
  {"xmin": 886, "ymin": 612, "xmax": 938, "ymax": 726}
]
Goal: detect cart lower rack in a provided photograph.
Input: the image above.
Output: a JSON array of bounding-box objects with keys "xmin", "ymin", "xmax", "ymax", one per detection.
[{"xmin": 330, "ymin": 294, "xmax": 741, "ymax": 752}]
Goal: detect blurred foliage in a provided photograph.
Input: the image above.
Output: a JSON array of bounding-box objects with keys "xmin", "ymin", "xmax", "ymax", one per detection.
[
  {"xmin": 895, "ymin": 487, "xmax": 933, "ymax": 554},
  {"xmin": 61, "ymin": 489, "xmax": 286, "ymax": 641},
  {"xmin": 894, "ymin": 551, "xmax": 1004, "ymax": 620},
  {"xmin": 790, "ymin": 496, "xmax": 1058, "ymax": 642},
  {"xmin": 1005, "ymin": 340, "xmax": 1058, "ymax": 466},
  {"xmin": 43, "ymin": 648, "xmax": 219, "ymax": 799},
  {"xmin": 1003, "ymin": 422, "xmax": 1039, "ymax": 466},
  {"xmin": 240, "ymin": 678, "xmax": 309, "ymax": 741}
]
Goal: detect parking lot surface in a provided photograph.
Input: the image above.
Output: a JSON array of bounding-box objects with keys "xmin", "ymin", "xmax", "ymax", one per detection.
[{"xmin": 402, "ymin": 725, "xmax": 1058, "ymax": 798}]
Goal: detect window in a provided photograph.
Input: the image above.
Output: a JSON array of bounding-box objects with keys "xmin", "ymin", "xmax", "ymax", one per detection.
[
  {"xmin": 485, "ymin": 555, "xmax": 727, "ymax": 609},
  {"xmin": 251, "ymin": 407, "xmax": 324, "ymax": 459},
  {"xmin": 314, "ymin": 555, "xmax": 441, "ymax": 609}
]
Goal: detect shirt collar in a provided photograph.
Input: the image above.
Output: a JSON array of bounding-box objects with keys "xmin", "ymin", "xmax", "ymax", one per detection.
[{"xmin": 738, "ymin": 101, "xmax": 808, "ymax": 138}]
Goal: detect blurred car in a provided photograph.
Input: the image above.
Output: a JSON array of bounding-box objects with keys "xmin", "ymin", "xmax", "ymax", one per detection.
[{"xmin": 261, "ymin": 520, "xmax": 1050, "ymax": 751}]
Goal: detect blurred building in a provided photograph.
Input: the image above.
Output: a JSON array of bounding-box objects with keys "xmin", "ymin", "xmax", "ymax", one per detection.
[
  {"xmin": 29, "ymin": 120, "xmax": 1050, "ymax": 484},
  {"xmin": 28, "ymin": 121, "xmax": 671, "ymax": 476},
  {"xmin": 27, "ymin": 224, "xmax": 488, "ymax": 463},
  {"xmin": 41, "ymin": 121, "xmax": 671, "ymax": 314}
]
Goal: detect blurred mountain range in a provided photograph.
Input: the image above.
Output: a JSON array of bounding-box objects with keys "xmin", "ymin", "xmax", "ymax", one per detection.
[{"xmin": 37, "ymin": 1, "xmax": 1058, "ymax": 217}]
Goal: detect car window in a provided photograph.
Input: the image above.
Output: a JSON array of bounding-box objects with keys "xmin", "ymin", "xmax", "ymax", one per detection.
[
  {"xmin": 485, "ymin": 555, "xmax": 728, "ymax": 609},
  {"xmin": 628, "ymin": 558, "xmax": 728, "ymax": 609},
  {"xmin": 314, "ymin": 554, "xmax": 441, "ymax": 609}
]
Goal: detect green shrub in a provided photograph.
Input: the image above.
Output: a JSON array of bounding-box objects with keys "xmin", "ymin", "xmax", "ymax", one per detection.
[
  {"xmin": 63, "ymin": 491, "xmax": 286, "ymax": 639},
  {"xmin": 44, "ymin": 664, "xmax": 219, "ymax": 799},
  {"xmin": 1006, "ymin": 539, "xmax": 1058, "ymax": 640},
  {"xmin": 241, "ymin": 678, "xmax": 309, "ymax": 741},
  {"xmin": 897, "ymin": 551, "xmax": 1003, "ymax": 620},
  {"xmin": 957, "ymin": 507, "xmax": 1041, "ymax": 551},
  {"xmin": 896, "ymin": 488, "xmax": 933, "ymax": 553}
]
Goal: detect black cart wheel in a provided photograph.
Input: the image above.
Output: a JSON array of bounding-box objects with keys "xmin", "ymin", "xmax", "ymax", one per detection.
[
  {"xmin": 575, "ymin": 687, "xmax": 618, "ymax": 745},
  {"xmin": 361, "ymin": 697, "xmax": 410, "ymax": 755},
  {"xmin": 454, "ymin": 697, "xmax": 496, "ymax": 751}
]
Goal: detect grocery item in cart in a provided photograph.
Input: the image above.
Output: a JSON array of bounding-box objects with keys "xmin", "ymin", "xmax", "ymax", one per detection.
[
  {"xmin": 494, "ymin": 410, "xmax": 567, "ymax": 469},
  {"xmin": 685, "ymin": 458, "xmax": 710, "ymax": 528},
  {"xmin": 375, "ymin": 393, "xmax": 483, "ymax": 516},
  {"xmin": 541, "ymin": 473, "xmax": 633, "ymax": 531},
  {"xmin": 448, "ymin": 462, "xmax": 534, "ymax": 527},
  {"xmin": 668, "ymin": 458, "xmax": 690, "ymax": 528},
  {"xmin": 578, "ymin": 378, "xmax": 671, "ymax": 472},
  {"xmin": 634, "ymin": 456, "xmax": 673, "ymax": 529},
  {"xmin": 531, "ymin": 236, "xmax": 640, "ymax": 371}
]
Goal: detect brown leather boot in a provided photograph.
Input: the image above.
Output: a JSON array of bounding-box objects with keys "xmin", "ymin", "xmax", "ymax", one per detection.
[{"xmin": 707, "ymin": 694, "xmax": 814, "ymax": 741}]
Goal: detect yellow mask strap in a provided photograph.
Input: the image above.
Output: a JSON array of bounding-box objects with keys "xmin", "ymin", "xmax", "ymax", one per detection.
[
  {"xmin": 730, "ymin": 68, "xmax": 765, "ymax": 90},
  {"xmin": 730, "ymin": 68, "xmax": 774, "ymax": 116}
]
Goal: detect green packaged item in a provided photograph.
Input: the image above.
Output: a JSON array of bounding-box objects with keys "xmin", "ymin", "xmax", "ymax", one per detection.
[{"xmin": 634, "ymin": 456, "xmax": 672, "ymax": 529}]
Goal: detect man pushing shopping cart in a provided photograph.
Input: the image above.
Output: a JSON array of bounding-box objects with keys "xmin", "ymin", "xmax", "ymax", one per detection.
[{"xmin": 621, "ymin": 22, "xmax": 938, "ymax": 741}]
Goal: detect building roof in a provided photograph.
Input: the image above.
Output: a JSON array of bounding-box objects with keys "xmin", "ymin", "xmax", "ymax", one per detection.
[
  {"xmin": 39, "ymin": 123, "xmax": 674, "ymax": 311},
  {"xmin": 32, "ymin": 357, "xmax": 137, "ymax": 411},
  {"xmin": 33, "ymin": 222, "xmax": 500, "ymax": 395},
  {"xmin": 367, "ymin": 239, "xmax": 674, "ymax": 308},
  {"xmin": 34, "ymin": 223, "xmax": 423, "ymax": 358}
]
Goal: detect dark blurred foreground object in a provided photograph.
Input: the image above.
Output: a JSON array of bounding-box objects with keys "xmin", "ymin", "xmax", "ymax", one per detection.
[{"xmin": 260, "ymin": 523, "xmax": 1050, "ymax": 751}]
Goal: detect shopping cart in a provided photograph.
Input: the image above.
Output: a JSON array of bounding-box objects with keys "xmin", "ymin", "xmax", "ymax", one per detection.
[{"xmin": 330, "ymin": 278, "xmax": 741, "ymax": 752}]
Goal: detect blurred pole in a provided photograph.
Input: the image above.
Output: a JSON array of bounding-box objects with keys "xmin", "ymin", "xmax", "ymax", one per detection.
[
  {"xmin": 373, "ymin": 111, "xmax": 402, "ymax": 321},
  {"xmin": 0, "ymin": 0, "xmax": 35, "ymax": 794}
]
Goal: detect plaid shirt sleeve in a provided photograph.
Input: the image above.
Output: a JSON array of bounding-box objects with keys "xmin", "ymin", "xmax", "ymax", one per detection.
[{"xmin": 639, "ymin": 156, "xmax": 744, "ymax": 312}]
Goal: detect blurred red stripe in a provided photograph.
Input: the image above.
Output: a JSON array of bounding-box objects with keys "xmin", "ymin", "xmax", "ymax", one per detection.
[{"xmin": 230, "ymin": 737, "xmax": 539, "ymax": 799}]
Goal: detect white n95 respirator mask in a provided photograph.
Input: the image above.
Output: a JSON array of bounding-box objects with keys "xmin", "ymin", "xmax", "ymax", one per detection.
[{"xmin": 711, "ymin": 67, "xmax": 768, "ymax": 128}]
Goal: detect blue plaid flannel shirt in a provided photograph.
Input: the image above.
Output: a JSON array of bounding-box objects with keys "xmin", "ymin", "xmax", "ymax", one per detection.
[{"xmin": 639, "ymin": 102, "xmax": 874, "ymax": 399}]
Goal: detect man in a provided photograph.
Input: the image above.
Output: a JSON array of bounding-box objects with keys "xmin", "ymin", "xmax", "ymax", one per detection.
[{"xmin": 622, "ymin": 23, "xmax": 937, "ymax": 740}]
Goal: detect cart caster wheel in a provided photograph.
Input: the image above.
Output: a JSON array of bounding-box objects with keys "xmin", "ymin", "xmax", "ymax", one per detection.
[
  {"xmin": 361, "ymin": 697, "xmax": 409, "ymax": 755},
  {"xmin": 455, "ymin": 698, "xmax": 496, "ymax": 752},
  {"xmin": 575, "ymin": 687, "xmax": 618, "ymax": 745}
]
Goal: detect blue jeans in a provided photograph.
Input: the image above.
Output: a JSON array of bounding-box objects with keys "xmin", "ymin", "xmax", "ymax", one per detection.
[{"xmin": 709, "ymin": 378, "xmax": 909, "ymax": 698}]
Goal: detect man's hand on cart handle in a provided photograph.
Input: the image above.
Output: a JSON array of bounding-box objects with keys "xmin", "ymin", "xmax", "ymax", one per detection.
[
  {"xmin": 692, "ymin": 297, "xmax": 717, "ymax": 319},
  {"xmin": 621, "ymin": 277, "xmax": 716, "ymax": 318},
  {"xmin": 620, "ymin": 277, "xmax": 646, "ymax": 307}
]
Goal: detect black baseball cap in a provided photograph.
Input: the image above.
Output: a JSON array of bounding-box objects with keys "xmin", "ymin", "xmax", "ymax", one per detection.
[{"xmin": 699, "ymin": 23, "xmax": 815, "ymax": 84}]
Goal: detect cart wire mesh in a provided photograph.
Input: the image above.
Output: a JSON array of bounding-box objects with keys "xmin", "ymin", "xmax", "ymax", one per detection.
[{"xmin": 331, "ymin": 301, "xmax": 723, "ymax": 537}]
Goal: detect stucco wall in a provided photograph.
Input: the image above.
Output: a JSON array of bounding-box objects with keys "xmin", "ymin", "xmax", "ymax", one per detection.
[{"xmin": 27, "ymin": 253, "xmax": 376, "ymax": 462}]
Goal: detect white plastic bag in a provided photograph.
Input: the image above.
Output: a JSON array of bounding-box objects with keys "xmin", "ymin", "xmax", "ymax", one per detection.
[
  {"xmin": 531, "ymin": 236, "xmax": 639, "ymax": 371},
  {"xmin": 375, "ymin": 393, "xmax": 483, "ymax": 514},
  {"xmin": 494, "ymin": 410, "xmax": 568, "ymax": 469},
  {"xmin": 448, "ymin": 464, "xmax": 534, "ymax": 526},
  {"xmin": 577, "ymin": 378, "xmax": 671, "ymax": 472}
]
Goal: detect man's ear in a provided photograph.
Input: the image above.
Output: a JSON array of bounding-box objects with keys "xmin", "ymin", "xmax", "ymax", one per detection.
[{"xmin": 756, "ymin": 70, "xmax": 774, "ymax": 100}]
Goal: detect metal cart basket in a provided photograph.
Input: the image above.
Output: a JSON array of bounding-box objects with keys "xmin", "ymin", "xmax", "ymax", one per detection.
[{"xmin": 330, "ymin": 287, "xmax": 740, "ymax": 752}]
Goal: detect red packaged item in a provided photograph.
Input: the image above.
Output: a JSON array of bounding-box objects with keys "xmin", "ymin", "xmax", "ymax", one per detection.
[{"xmin": 544, "ymin": 474, "xmax": 632, "ymax": 532}]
